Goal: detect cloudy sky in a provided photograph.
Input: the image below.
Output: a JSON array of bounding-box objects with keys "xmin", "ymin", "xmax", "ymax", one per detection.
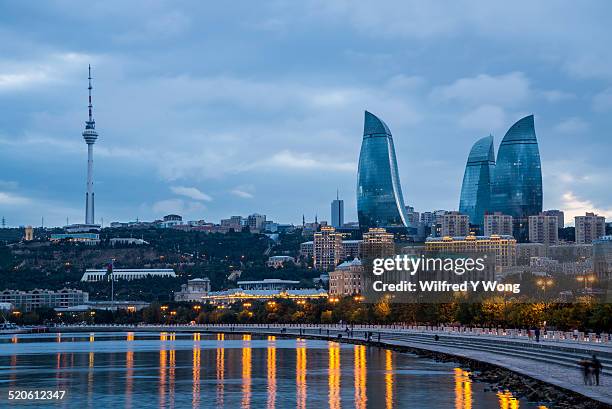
[{"xmin": 1, "ymin": 1, "xmax": 611, "ymax": 227}]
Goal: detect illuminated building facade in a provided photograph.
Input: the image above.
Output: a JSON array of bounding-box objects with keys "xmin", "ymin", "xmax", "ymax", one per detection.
[
  {"xmin": 490, "ymin": 115, "xmax": 543, "ymax": 241},
  {"xmin": 459, "ymin": 135, "xmax": 495, "ymax": 227},
  {"xmin": 329, "ymin": 258, "xmax": 364, "ymax": 296},
  {"xmin": 313, "ymin": 226, "xmax": 343, "ymax": 271},
  {"xmin": 357, "ymin": 111, "xmax": 409, "ymax": 230},
  {"xmin": 425, "ymin": 234, "xmax": 517, "ymax": 272}
]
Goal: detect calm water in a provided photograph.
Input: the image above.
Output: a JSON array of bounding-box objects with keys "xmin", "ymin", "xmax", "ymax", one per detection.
[{"xmin": 0, "ymin": 332, "xmax": 544, "ymax": 408}]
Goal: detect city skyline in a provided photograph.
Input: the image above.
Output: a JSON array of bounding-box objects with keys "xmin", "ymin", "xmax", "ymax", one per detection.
[{"xmin": 1, "ymin": 1, "xmax": 612, "ymax": 226}]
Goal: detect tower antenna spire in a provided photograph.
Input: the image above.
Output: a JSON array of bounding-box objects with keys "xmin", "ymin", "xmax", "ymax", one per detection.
[
  {"xmin": 88, "ymin": 64, "xmax": 93, "ymax": 123},
  {"xmin": 83, "ymin": 64, "xmax": 99, "ymax": 226}
]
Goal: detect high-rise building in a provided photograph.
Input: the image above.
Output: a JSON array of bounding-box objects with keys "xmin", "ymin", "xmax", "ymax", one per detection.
[
  {"xmin": 221, "ymin": 216, "xmax": 243, "ymax": 231},
  {"xmin": 24, "ymin": 226, "xmax": 33, "ymax": 241},
  {"xmin": 82, "ymin": 65, "xmax": 99, "ymax": 226},
  {"xmin": 247, "ymin": 213, "xmax": 266, "ymax": 231},
  {"xmin": 459, "ymin": 135, "xmax": 495, "ymax": 227},
  {"xmin": 357, "ymin": 111, "xmax": 408, "ymax": 229},
  {"xmin": 484, "ymin": 213, "xmax": 513, "ymax": 236},
  {"xmin": 405, "ymin": 205, "xmax": 420, "ymax": 226},
  {"xmin": 491, "ymin": 115, "xmax": 543, "ymax": 241},
  {"xmin": 428, "ymin": 210, "xmax": 450, "ymax": 237},
  {"xmin": 593, "ymin": 236, "xmax": 612, "ymax": 279},
  {"xmin": 313, "ymin": 226, "xmax": 343, "ymax": 271},
  {"xmin": 420, "ymin": 212, "xmax": 435, "ymax": 226},
  {"xmin": 543, "ymin": 210, "xmax": 565, "ymax": 229},
  {"xmin": 360, "ymin": 228, "xmax": 395, "ymax": 259},
  {"xmin": 575, "ymin": 212, "xmax": 606, "ymax": 244},
  {"xmin": 331, "ymin": 193, "xmax": 344, "ymax": 228},
  {"xmin": 528, "ymin": 214, "xmax": 559, "ymax": 245},
  {"xmin": 440, "ymin": 212, "xmax": 470, "ymax": 237}
]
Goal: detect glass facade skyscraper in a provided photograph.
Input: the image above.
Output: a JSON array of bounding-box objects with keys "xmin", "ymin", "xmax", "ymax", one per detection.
[
  {"xmin": 491, "ymin": 115, "xmax": 543, "ymax": 240},
  {"xmin": 357, "ymin": 111, "xmax": 408, "ymax": 229},
  {"xmin": 459, "ymin": 135, "xmax": 495, "ymax": 227}
]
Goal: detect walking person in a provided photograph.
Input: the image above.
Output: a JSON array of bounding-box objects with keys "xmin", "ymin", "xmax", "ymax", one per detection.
[
  {"xmin": 534, "ymin": 327, "xmax": 540, "ymax": 343},
  {"xmin": 579, "ymin": 358, "xmax": 592, "ymax": 385},
  {"xmin": 592, "ymin": 355, "xmax": 603, "ymax": 386}
]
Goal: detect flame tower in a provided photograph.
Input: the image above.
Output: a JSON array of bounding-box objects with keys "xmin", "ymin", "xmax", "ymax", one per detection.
[{"xmin": 82, "ymin": 65, "xmax": 98, "ymax": 225}]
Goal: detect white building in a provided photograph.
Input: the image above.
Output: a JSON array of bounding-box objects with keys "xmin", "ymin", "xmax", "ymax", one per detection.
[
  {"xmin": 160, "ymin": 214, "xmax": 183, "ymax": 228},
  {"xmin": 575, "ymin": 212, "xmax": 606, "ymax": 244},
  {"xmin": 266, "ymin": 255, "xmax": 295, "ymax": 268},
  {"xmin": 0, "ymin": 288, "xmax": 89, "ymax": 312},
  {"xmin": 110, "ymin": 238, "xmax": 148, "ymax": 245},
  {"xmin": 329, "ymin": 258, "xmax": 364, "ymax": 296},
  {"xmin": 237, "ymin": 279, "xmax": 300, "ymax": 291},
  {"xmin": 174, "ymin": 278, "xmax": 211, "ymax": 302},
  {"xmin": 81, "ymin": 268, "xmax": 176, "ymax": 282}
]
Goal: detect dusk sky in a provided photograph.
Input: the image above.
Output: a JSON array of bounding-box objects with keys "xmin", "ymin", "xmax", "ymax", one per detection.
[{"xmin": 1, "ymin": 1, "xmax": 611, "ymax": 227}]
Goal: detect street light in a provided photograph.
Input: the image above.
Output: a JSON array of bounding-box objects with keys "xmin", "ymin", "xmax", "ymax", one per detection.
[
  {"xmin": 536, "ymin": 278, "xmax": 554, "ymax": 297},
  {"xmin": 576, "ymin": 274, "xmax": 597, "ymax": 291}
]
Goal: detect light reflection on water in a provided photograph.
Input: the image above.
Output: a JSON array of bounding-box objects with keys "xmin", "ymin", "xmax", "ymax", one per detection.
[{"xmin": 0, "ymin": 332, "xmax": 545, "ymax": 408}]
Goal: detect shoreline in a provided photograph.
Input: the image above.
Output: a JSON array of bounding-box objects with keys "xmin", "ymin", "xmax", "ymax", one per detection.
[
  {"xmin": 265, "ymin": 332, "xmax": 607, "ymax": 409},
  {"xmin": 47, "ymin": 326, "xmax": 610, "ymax": 408}
]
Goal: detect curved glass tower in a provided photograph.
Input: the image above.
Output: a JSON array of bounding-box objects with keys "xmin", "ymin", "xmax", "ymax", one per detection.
[
  {"xmin": 491, "ymin": 115, "xmax": 543, "ymax": 239},
  {"xmin": 459, "ymin": 135, "xmax": 495, "ymax": 227},
  {"xmin": 357, "ymin": 111, "xmax": 408, "ymax": 229}
]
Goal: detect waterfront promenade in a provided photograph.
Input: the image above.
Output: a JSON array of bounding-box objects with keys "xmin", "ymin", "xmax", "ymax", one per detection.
[{"xmin": 53, "ymin": 323, "xmax": 612, "ymax": 405}]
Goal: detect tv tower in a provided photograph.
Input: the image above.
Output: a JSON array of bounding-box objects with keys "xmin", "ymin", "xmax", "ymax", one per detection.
[{"xmin": 82, "ymin": 65, "xmax": 98, "ymax": 225}]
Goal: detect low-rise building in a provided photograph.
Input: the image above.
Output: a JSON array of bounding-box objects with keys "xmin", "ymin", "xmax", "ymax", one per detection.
[
  {"xmin": 0, "ymin": 288, "xmax": 89, "ymax": 312},
  {"xmin": 329, "ymin": 258, "xmax": 364, "ymax": 296},
  {"xmin": 109, "ymin": 238, "xmax": 149, "ymax": 246},
  {"xmin": 160, "ymin": 214, "xmax": 183, "ymax": 228},
  {"xmin": 50, "ymin": 233, "xmax": 100, "ymax": 245},
  {"xmin": 201, "ymin": 288, "xmax": 327, "ymax": 305},
  {"xmin": 81, "ymin": 268, "xmax": 177, "ymax": 282},
  {"xmin": 237, "ymin": 279, "xmax": 300, "ymax": 291},
  {"xmin": 174, "ymin": 278, "xmax": 211, "ymax": 302},
  {"xmin": 548, "ymin": 243, "xmax": 592, "ymax": 262},
  {"xmin": 299, "ymin": 241, "xmax": 314, "ymax": 258},
  {"xmin": 593, "ymin": 236, "xmax": 612, "ymax": 279},
  {"xmin": 266, "ymin": 255, "xmax": 295, "ymax": 268}
]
